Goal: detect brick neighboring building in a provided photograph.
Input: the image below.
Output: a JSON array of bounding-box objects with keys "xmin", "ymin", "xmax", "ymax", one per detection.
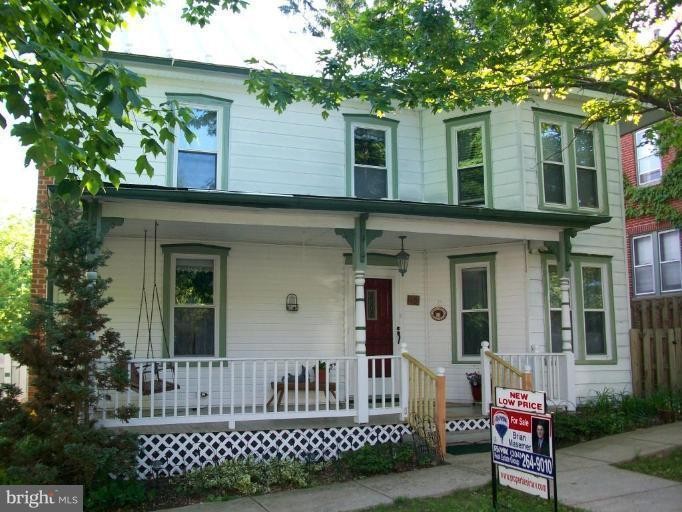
[{"xmin": 621, "ymin": 127, "xmax": 682, "ymax": 301}]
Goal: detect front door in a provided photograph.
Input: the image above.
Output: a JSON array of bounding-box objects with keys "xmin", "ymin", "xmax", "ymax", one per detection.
[{"xmin": 365, "ymin": 278, "xmax": 393, "ymax": 377}]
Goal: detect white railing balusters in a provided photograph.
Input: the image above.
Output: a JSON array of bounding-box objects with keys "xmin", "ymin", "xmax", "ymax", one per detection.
[
  {"xmin": 162, "ymin": 362, "xmax": 166, "ymax": 417},
  {"xmin": 219, "ymin": 360, "xmax": 224, "ymax": 416}
]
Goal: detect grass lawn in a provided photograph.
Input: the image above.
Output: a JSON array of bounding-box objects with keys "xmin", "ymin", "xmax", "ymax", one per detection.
[
  {"xmin": 616, "ymin": 448, "xmax": 682, "ymax": 482},
  {"xmin": 361, "ymin": 484, "xmax": 583, "ymax": 511}
]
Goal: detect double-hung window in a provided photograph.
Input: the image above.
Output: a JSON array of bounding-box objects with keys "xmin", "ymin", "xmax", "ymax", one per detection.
[
  {"xmin": 633, "ymin": 230, "xmax": 682, "ymax": 296},
  {"xmin": 445, "ymin": 113, "xmax": 491, "ymax": 206},
  {"xmin": 543, "ymin": 255, "xmax": 616, "ymax": 362},
  {"xmin": 535, "ymin": 110, "xmax": 606, "ymax": 213},
  {"xmin": 449, "ymin": 253, "xmax": 497, "ymax": 363},
  {"xmin": 635, "ymin": 128, "xmax": 662, "ymax": 185},
  {"xmin": 344, "ymin": 114, "xmax": 398, "ymax": 199},
  {"xmin": 162, "ymin": 244, "xmax": 230, "ymax": 358},
  {"xmin": 166, "ymin": 94, "xmax": 232, "ymax": 191}
]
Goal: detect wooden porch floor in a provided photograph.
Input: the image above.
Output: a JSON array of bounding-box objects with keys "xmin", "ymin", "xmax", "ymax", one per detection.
[{"xmin": 105, "ymin": 402, "xmax": 482, "ymax": 434}]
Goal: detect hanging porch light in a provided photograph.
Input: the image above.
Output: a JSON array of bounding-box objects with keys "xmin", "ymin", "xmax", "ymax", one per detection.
[{"xmin": 396, "ymin": 236, "xmax": 410, "ymax": 277}]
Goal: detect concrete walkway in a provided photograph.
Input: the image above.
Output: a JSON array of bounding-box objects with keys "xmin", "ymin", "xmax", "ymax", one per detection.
[{"xmin": 165, "ymin": 422, "xmax": 682, "ymax": 512}]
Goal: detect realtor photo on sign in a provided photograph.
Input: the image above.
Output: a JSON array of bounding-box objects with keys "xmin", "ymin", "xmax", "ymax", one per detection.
[{"xmin": 532, "ymin": 418, "xmax": 551, "ymax": 456}]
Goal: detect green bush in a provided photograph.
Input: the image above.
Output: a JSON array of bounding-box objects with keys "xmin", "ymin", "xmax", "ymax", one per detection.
[
  {"xmin": 181, "ymin": 457, "xmax": 312, "ymax": 498},
  {"xmin": 554, "ymin": 389, "xmax": 681, "ymax": 447},
  {"xmin": 85, "ymin": 479, "xmax": 148, "ymax": 512},
  {"xmin": 337, "ymin": 442, "xmax": 419, "ymax": 477}
]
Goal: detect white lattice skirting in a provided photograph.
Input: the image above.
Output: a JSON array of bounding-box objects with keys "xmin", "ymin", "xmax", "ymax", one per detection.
[{"xmin": 136, "ymin": 418, "xmax": 489, "ymax": 479}]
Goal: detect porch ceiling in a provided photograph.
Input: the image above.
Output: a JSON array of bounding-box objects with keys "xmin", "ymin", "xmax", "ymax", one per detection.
[{"xmin": 110, "ymin": 218, "xmax": 512, "ymax": 250}]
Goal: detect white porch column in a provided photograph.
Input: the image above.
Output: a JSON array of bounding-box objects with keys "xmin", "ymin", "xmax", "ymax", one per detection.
[
  {"xmin": 480, "ymin": 341, "xmax": 492, "ymax": 416},
  {"xmin": 560, "ymin": 277, "xmax": 573, "ymax": 352},
  {"xmin": 355, "ymin": 270, "xmax": 369, "ymax": 423}
]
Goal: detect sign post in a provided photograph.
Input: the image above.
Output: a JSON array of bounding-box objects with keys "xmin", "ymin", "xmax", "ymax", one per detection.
[{"xmin": 490, "ymin": 387, "xmax": 557, "ymax": 510}]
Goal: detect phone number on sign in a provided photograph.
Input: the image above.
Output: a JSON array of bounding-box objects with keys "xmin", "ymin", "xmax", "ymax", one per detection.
[{"xmin": 493, "ymin": 445, "xmax": 554, "ymax": 478}]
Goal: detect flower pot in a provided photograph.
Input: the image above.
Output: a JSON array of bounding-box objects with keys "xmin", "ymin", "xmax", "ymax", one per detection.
[{"xmin": 470, "ymin": 384, "xmax": 482, "ymax": 402}]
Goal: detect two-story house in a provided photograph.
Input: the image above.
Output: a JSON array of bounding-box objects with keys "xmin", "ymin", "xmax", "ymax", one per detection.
[{"xmin": 32, "ymin": 52, "xmax": 633, "ymax": 477}]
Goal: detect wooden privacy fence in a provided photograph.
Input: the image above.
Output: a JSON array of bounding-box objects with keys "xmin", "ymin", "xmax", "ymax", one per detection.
[{"xmin": 630, "ymin": 298, "xmax": 682, "ymax": 397}]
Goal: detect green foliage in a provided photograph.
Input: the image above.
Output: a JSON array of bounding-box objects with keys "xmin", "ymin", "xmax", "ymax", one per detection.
[
  {"xmin": 337, "ymin": 442, "xmax": 420, "ymax": 476},
  {"xmin": 0, "ymin": 197, "xmax": 136, "ymax": 498},
  {"xmin": 617, "ymin": 447, "xmax": 682, "ymax": 483},
  {"xmin": 181, "ymin": 457, "xmax": 312, "ymax": 498},
  {"xmin": 625, "ymin": 118, "xmax": 682, "ymax": 228},
  {"xmin": 84, "ymin": 479, "xmax": 149, "ymax": 512},
  {"xmin": 252, "ymin": 1, "xmax": 681, "ymax": 125},
  {"xmin": 0, "ymin": 214, "xmax": 33, "ymax": 349},
  {"xmin": 554, "ymin": 389, "xmax": 681, "ymax": 447},
  {"xmin": 0, "ymin": 0, "xmax": 203, "ymax": 197}
]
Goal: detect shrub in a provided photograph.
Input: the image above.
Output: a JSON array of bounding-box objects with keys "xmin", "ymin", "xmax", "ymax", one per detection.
[
  {"xmin": 181, "ymin": 457, "xmax": 312, "ymax": 498},
  {"xmin": 554, "ymin": 389, "xmax": 681, "ymax": 447},
  {"xmin": 336, "ymin": 442, "xmax": 419, "ymax": 477},
  {"xmin": 85, "ymin": 480, "xmax": 148, "ymax": 512}
]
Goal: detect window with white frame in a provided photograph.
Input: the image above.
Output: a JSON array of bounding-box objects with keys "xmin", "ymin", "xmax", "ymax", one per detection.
[
  {"xmin": 166, "ymin": 94, "xmax": 231, "ymax": 191},
  {"xmin": 632, "ymin": 230, "xmax": 681, "ymax": 296},
  {"xmin": 446, "ymin": 114, "xmax": 490, "ymax": 206},
  {"xmin": 659, "ymin": 230, "xmax": 682, "ymax": 293},
  {"xmin": 536, "ymin": 111, "xmax": 605, "ymax": 212},
  {"xmin": 172, "ymin": 255, "xmax": 219, "ymax": 356},
  {"xmin": 635, "ymin": 129, "xmax": 662, "ymax": 185},
  {"xmin": 450, "ymin": 253, "xmax": 496, "ymax": 363},
  {"xmin": 633, "ymin": 234, "xmax": 655, "ymax": 295}
]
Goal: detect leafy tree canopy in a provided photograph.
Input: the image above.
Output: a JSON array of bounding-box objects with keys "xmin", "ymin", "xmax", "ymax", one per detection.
[
  {"xmin": 1, "ymin": 0, "xmax": 680, "ymax": 196},
  {"xmin": 0, "ymin": 214, "xmax": 33, "ymax": 349}
]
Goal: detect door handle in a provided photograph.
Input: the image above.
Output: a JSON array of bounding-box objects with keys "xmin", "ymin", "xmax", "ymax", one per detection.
[{"xmin": 397, "ymin": 326, "xmax": 401, "ymax": 344}]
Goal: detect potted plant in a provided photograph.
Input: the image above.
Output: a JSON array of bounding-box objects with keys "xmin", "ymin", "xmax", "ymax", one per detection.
[
  {"xmin": 315, "ymin": 361, "xmax": 336, "ymax": 385},
  {"xmin": 466, "ymin": 371, "xmax": 482, "ymax": 403}
]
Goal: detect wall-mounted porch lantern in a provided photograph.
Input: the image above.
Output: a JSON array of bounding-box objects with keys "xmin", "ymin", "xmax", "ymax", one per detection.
[
  {"xmin": 286, "ymin": 293, "xmax": 299, "ymax": 312},
  {"xmin": 396, "ymin": 236, "xmax": 410, "ymax": 277}
]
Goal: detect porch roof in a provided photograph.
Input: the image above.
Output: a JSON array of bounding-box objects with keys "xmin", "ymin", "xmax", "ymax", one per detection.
[{"xmin": 91, "ymin": 184, "xmax": 610, "ymax": 229}]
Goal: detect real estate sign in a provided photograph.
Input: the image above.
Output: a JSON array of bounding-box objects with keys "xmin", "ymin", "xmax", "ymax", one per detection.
[{"xmin": 490, "ymin": 387, "xmax": 556, "ymax": 505}]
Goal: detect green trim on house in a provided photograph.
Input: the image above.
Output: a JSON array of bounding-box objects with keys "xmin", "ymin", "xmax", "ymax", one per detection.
[
  {"xmin": 94, "ymin": 185, "xmax": 611, "ymax": 229},
  {"xmin": 165, "ymin": 93, "xmax": 232, "ymax": 191},
  {"xmin": 343, "ymin": 114, "xmax": 399, "ymax": 199},
  {"xmin": 449, "ymin": 252, "xmax": 497, "ymax": 364},
  {"xmin": 444, "ymin": 112, "xmax": 493, "ymax": 207},
  {"xmin": 161, "ymin": 243, "xmax": 230, "ymax": 358},
  {"xmin": 104, "ymin": 51, "xmax": 253, "ymax": 78},
  {"xmin": 531, "ymin": 107, "xmax": 587, "ymax": 122},
  {"xmin": 534, "ymin": 110, "xmax": 609, "ymax": 216},
  {"xmin": 572, "ymin": 254, "xmax": 618, "ymax": 365},
  {"xmin": 335, "ymin": 214, "xmax": 382, "ymax": 271},
  {"xmin": 343, "ymin": 252, "xmax": 398, "ymax": 267},
  {"xmin": 540, "ymin": 253, "xmax": 617, "ymax": 363}
]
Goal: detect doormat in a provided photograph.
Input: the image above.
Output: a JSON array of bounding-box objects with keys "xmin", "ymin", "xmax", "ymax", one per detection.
[{"xmin": 446, "ymin": 442, "xmax": 491, "ymax": 456}]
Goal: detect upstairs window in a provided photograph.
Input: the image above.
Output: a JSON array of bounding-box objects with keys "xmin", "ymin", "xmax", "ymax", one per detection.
[
  {"xmin": 177, "ymin": 108, "xmax": 219, "ymax": 189},
  {"xmin": 535, "ymin": 110, "xmax": 607, "ymax": 214},
  {"xmin": 635, "ymin": 129, "xmax": 662, "ymax": 185},
  {"xmin": 344, "ymin": 114, "xmax": 399, "ymax": 199},
  {"xmin": 165, "ymin": 93, "xmax": 232, "ymax": 191},
  {"xmin": 445, "ymin": 113, "xmax": 492, "ymax": 206},
  {"xmin": 354, "ymin": 127, "xmax": 388, "ymax": 198}
]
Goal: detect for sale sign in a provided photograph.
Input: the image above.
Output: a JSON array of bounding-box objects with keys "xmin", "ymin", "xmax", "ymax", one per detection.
[
  {"xmin": 496, "ymin": 387, "xmax": 546, "ymax": 414},
  {"xmin": 491, "ymin": 406, "xmax": 554, "ymax": 478},
  {"xmin": 498, "ymin": 465, "xmax": 550, "ymax": 499}
]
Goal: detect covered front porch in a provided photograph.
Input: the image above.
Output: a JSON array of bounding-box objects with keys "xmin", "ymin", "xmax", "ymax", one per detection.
[{"xmin": 92, "ymin": 186, "xmax": 593, "ymax": 431}]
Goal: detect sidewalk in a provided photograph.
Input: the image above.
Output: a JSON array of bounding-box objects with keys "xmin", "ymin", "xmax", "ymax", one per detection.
[{"xmin": 165, "ymin": 422, "xmax": 682, "ymax": 512}]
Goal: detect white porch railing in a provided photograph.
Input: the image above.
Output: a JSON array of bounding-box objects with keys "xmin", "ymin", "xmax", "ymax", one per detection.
[
  {"xmin": 96, "ymin": 355, "xmax": 403, "ymax": 427},
  {"xmin": 480, "ymin": 341, "xmax": 576, "ymax": 415},
  {"xmin": 1, "ymin": 353, "xmax": 28, "ymax": 399}
]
